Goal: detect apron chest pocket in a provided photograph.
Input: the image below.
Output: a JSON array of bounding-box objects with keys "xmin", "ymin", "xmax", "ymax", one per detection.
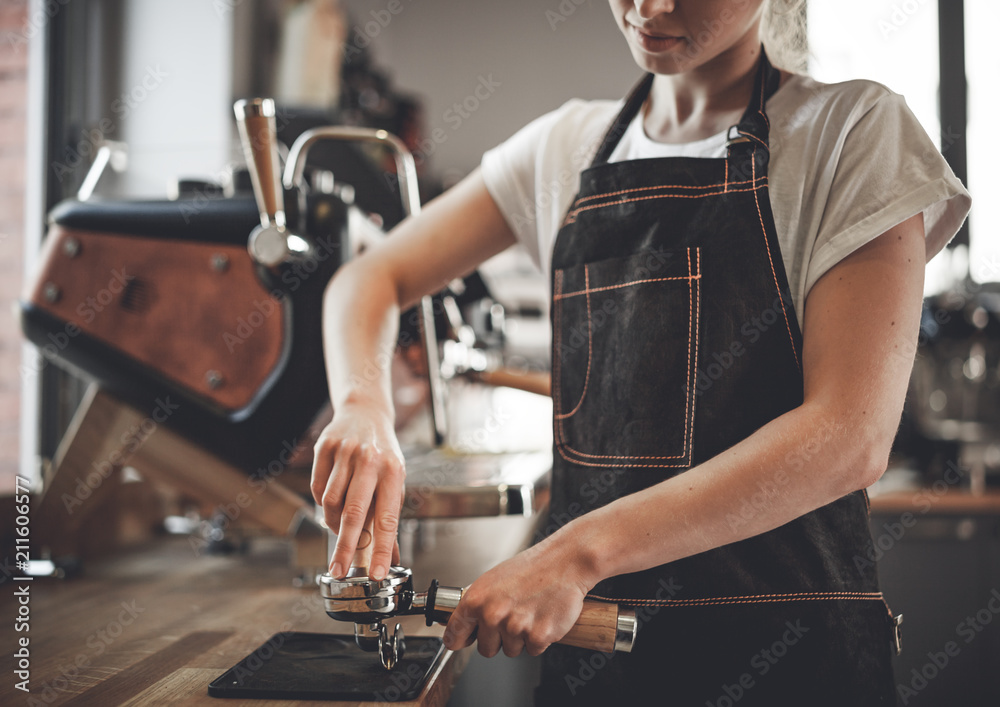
[{"xmin": 553, "ymin": 247, "xmax": 702, "ymax": 469}]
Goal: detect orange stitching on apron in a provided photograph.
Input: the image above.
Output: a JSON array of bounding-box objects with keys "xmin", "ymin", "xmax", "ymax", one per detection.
[
  {"xmin": 586, "ymin": 590, "xmax": 886, "ymax": 607},
  {"xmin": 750, "ymin": 147, "xmax": 800, "ymax": 371},
  {"xmin": 553, "ymin": 269, "xmax": 564, "ymax": 421},
  {"xmin": 863, "ymin": 488, "xmax": 871, "ymax": 515},
  {"xmin": 554, "ymin": 247, "xmax": 700, "ymax": 466},
  {"xmin": 554, "ymin": 274, "xmax": 701, "ymax": 300},
  {"xmin": 555, "ymin": 448, "xmax": 691, "ymax": 467},
  {"xmin": 555, "ymin": 266, "xmax": 593, "ymax": 420},
  {"xmin": 688, "ymin": 248, "xmax": 701, "ymax": 464},
  {"xmin": 564, "ymin": 183, "xmax": 767, "ymax": 225},
  {"xmin": 572, "ymin": 178, "xmax": 757, "ymax": 206}
]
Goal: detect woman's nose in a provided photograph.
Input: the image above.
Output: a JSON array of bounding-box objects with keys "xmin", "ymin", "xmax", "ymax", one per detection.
[{"xmin": 633, "ymin": 0, "xmax": 676, "ymax": 21}]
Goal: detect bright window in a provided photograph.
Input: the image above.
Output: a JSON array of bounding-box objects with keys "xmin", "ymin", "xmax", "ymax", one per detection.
[
  {"xmin": 807, "ymin": 1, "xmax": 961, "ymax": 294},
  {"xmin": 965, "ymin": 0, "xmax": 1000, "ymax": 283}
]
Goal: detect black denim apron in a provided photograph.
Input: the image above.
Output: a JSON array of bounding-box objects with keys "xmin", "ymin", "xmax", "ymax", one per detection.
[{"xmin": 537, "ymin": 52, "xmax": 898, "ymax": 705}]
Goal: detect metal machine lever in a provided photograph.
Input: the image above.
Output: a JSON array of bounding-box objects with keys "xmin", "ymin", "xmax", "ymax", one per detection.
[
  {"xmin": 283, "ymin": 126, "xmax": 447, "ymax": 446},
  {"xmin": 234, "ymin": 98, "xmax": 285, "ymax": 229},
  {"xmin": 234, "ymin": 98, "xmax": 313, "ymax": 271}
]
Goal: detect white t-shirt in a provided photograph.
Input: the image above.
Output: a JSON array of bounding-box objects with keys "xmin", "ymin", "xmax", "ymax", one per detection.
[{"xmin": 481, "ymin": 74, "xmax": 972, "ymax": 330}]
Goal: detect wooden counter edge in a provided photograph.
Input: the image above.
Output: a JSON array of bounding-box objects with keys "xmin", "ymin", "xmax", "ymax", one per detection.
[{"xmin": 868, "ymin": 489, "xmax": 1000, "ymax": 515}]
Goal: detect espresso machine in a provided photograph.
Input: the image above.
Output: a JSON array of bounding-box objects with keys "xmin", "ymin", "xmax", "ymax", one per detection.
[{"xmin": 205, "ymin": 100, "xmax": 636, "ymax": 699}]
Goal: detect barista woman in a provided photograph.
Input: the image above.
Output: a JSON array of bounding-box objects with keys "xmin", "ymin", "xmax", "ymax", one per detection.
[{"xmin": 311, "ymin": 0, "xmax": 971, "ymax": 703}]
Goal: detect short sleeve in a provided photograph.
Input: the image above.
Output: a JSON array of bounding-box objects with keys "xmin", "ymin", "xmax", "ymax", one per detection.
[
  {"xmin": 480, "ymin": 105, "xmax": 569, "ymax": 268},
  {"xmin": 480, "ymin": 99, "xmax": 620, "ymax": 274},
  {"xmin": 804, "ymin": 92, "xmax": 972, "ymax": 295}
]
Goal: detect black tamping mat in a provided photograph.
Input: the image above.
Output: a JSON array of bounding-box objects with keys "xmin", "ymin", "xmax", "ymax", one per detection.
[{"xmin": 208, "ymin": 632, "xmax": 446, "ymax": 701}]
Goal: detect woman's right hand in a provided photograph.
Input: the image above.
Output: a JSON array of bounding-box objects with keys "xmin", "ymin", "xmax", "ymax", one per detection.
[
  {"xmin": 313, "ymin": 169, "xmax": 516, "ymax": 579},
  {"xmin": 310, "ymin": 397, "xmax": 405, "ymax": 581}
]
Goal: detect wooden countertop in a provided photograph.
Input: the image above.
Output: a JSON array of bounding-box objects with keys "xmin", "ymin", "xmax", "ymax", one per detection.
[
  {"xmin": 868, "ymin": 489, "xmax": 1000, "ymax": 515},
  {"xmin": 0, "ymin": 537, "xmax": 469, "ymax": 706}
]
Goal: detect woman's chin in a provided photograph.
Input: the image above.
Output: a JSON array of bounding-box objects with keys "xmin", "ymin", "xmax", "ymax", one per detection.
[{"xmin": 628, "ymin": 48, "xmax": 693, "ymax": 76}]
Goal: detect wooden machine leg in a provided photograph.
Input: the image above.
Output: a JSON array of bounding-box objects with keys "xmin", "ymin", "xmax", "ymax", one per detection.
[
  {"xmin": 34, "ymin": 383, "xmax": 328, "ymax": 569},
  {"xmin": 128, "ymin": 418, "xmax": 327, "ymax": 569},
  {"xmin": 34, "ymin": 384, "xmax": 143, "ymax": 558}
]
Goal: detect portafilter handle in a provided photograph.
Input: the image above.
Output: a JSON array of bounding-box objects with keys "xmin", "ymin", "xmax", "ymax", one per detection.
[
  {"xmin": 320, "ymin": 571, "xmax": 637, "ymax": 669},
  {"xmin": 417, "ymin": 580, "xmax": 637, "ymax": 655}
]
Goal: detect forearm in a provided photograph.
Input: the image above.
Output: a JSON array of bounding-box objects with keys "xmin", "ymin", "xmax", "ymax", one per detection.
[
  {"xmin": 554, "ymin": 214, "xmax": 925, "ymax": 589},
  {"xmin": 322, "ymin": 257, "xmax": 402, "ymax": 415},
  {"xmin": 562, "ymin": 400, "xmax": 884, "ymax": 586},
  {"xmin": 322, "ymin": 169, "xmax": 517, "ymax": 415}
]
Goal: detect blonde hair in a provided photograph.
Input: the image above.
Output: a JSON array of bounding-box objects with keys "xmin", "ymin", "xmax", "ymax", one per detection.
[{"xmin": 761, "ymin": 0, "xmax": 809, "ymax": 74}]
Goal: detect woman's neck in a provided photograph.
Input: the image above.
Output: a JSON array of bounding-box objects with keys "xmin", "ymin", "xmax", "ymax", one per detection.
[{"xmin": 644, "ymin": 34, "xmax": 764, "ymax": 144}]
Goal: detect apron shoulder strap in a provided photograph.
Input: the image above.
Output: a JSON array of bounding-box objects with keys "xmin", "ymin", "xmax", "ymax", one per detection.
[
  {"xmin": 732, "ymin": 48, "xmax": 782, "ymax": 149},
  {"xmin": 589, "ymin": 47, "xmax": 783, "ymax": 168},
  {"xmin": 589, "ymin": 72, "xmax": 654, "ymax": 168}
]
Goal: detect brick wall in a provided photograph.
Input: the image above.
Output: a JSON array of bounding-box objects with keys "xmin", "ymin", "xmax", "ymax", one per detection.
[{"xmin": 0, "ymin": 0, "xmax": 28, "ymax": 495}]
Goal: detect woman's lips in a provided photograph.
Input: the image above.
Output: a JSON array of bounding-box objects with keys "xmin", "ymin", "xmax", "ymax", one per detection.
[{"xmin": 631, "ymin": 25, "xmax": 685, "ymax": 53}]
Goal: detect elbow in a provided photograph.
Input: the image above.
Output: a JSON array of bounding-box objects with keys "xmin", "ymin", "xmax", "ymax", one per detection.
[
  {"xmin": 843, "ymin": 430, "xmax": 895, "ymax": 493},
  {"xmin": 802, "ymin": 403, "xmax": 899, "ymax": 496},
  {"xmin": 852, "ymin": 444, "xmax": 891, "ymax": 493}
]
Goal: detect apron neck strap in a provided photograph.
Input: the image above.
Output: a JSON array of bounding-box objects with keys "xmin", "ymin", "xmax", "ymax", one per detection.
[{"xmin": 589, "ymin": 47, "xmax": 781, "ymax": 168}]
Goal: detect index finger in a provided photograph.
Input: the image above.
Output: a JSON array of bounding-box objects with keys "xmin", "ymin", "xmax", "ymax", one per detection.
[{"xmin": 442, "ymin": 601, "xmax": 479, "ymax": 651}]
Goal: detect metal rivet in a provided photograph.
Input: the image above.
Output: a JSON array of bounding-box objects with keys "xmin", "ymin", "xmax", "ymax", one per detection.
[
  {"xmin": 62, "ymin": 237, "xmax": 81, "ymax": 258},
  {"xmin": 42, "ymin": 282, "xmax": 61, "ymax": 303},
  {"xmin": 205, "ymin": 370, "xmax": 224, "ymax": 389},
  {"xmin": 211, "ymin": 254, "xmax": 230, "ymax": 272}
]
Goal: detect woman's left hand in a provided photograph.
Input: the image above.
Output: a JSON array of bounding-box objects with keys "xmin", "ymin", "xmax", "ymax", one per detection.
[{"xmin": 442, "ymin": 538, "xmax": 595, "ymax": 657}]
